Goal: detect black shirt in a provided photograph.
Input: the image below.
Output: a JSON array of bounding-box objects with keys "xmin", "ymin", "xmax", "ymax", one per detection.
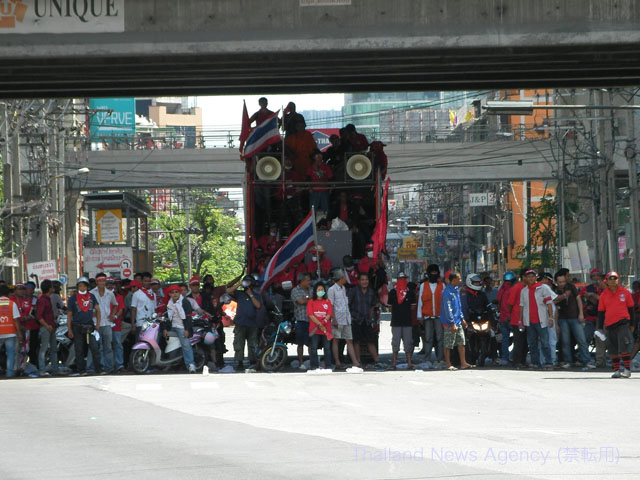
[
  {"xmin": 557, "ymin": 283, "xmax": 580, "ymax": 319},
  {"xmin": 388, "ymin": 289, "xmax": 416, "ymax": 327}
]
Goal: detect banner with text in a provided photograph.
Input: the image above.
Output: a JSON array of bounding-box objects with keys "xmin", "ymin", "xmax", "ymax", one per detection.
[{"xmin": 0, "ymin": 1, "xmax": 125, "ymax": 34}]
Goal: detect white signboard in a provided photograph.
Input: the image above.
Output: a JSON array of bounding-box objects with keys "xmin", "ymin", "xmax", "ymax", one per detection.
[
  {"xmin": 469, "ymin": 192, "xmax": 496, "ymax": 207},
  {"xmin": 0, "ymin": 1, "xmax": 125, "ymax": 34},
  {"xmin": 27, "ymin": 260, "xmax": 58, "ymax": 285},
  {"xmin": 84, "ymin": 246, "xmax": 133, "ymax": 279},
  {"xmin": 577, "ymin": 240, "xmax": 592, "ymax": 270}
]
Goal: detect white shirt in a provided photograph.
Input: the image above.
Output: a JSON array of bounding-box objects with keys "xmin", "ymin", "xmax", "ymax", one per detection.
[
  {"xmin": 519, "ymin": 283, "xmax": 557, "ymax": 328},
  {"xmin": 90, "ymin": 287, "xmax": 118, "ymax": 327},
  {"xmin": 132, "ymin": 289, "xmax": 157, "ymax": 326},
  {"xmin": 327, "ymin": 283, "xmax": 351, "ymax": 325}
]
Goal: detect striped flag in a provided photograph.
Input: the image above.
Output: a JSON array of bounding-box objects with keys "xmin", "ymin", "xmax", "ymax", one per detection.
[
  {"xmin": 239, "ymin": 100, "xmax": 250, "ymax": 152},
  {"xmin": 241, "ymin": 110, "xmax": 281, "ymax": 159},
  {"xmin": 259, "ymin": 211, "xmax": 315, "ymax": 293}
]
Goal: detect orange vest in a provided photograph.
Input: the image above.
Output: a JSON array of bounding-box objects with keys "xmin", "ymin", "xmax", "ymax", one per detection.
[
  {"xmin": 421, "ymin": 281, "xmax": 444, "ymax": 317},
  {"xmin": 0, "ymin": 296, "xmax": 17, "ymax": 336}
]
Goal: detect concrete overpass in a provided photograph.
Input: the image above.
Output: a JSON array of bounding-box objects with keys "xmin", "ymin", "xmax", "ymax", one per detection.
[
  {"xmin": 73, "ymin": 138, "xmax": 558, "ymax": 190},
  {"xmin": 1, "ymin": 0, "xmax": 640, "ymax": 97}
]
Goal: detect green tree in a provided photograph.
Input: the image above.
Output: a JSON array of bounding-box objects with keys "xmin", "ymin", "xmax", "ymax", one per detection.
[
  {"xmin": 518, "ymin": 195, "xmax": 557, "ymax": 270},
  {"xmin": 151, "ymin": 191, "xmax": 244, "ymax": 283}
]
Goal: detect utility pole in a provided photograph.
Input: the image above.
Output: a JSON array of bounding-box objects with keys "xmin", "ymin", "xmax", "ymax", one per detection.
[
  {"xmin": 185, "ymin": 190, "xmax": 192, "ymax": 279},
  {"xmin": 626, "ymin": 106, "xmax": 639, "ymax": 278}
]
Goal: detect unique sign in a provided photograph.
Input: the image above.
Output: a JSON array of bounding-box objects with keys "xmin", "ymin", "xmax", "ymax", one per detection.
[
  {"xmin": 0, "ymin": 1, "xmax": 125, "ymax": 34},
  {"xmin": 396, "ymin": 247, "xmax": 418, "ymax": 260},
  {"xmin": 84, "ymin": 246, "xmax": 133, "ymax": 279},
  {"xmin": 403, "ymin": 237, "xmax": 421, "ymax": 249},
  {"xmin": 27, "ymin": 260, "xmax": 58, "ymax": 285},
  {"xmin": 96, "ymin": 209, "xmax": 123, "ymax": 243}
]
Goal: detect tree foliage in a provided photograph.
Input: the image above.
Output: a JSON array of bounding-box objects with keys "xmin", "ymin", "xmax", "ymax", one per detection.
[
  {"xmin": 151, "ymin": 191, "xmax": 244, "ymax": 283},
  {"xmin": 518, "ymin": 195, "xmax": 557, "ymax": 270}
]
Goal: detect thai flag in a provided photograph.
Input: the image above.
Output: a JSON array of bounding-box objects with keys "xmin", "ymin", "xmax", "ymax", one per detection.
[
  {"xmin": 241, "ymin": 110, "xmax": 281, "ymax": 159},
  {"xmin": 259, "ymin": 211, "xmax": 315, "ymax": 293}
]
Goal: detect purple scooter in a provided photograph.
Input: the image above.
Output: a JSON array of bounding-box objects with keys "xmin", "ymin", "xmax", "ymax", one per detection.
[{"xmin": 130, "ymin": 313, "xmax": 208, "ymax": 374}]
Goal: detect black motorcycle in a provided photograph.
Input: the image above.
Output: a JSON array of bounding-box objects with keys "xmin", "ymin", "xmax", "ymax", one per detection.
[{"xmin": 466, "ymin": 305, "xmax": 499, "ymax": 367}]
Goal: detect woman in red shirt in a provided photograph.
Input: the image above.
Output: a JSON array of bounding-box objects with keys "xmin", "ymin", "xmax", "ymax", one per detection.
[{"xmin": 306, "ymin": 282, "xmax": 333, "ymax": 371}]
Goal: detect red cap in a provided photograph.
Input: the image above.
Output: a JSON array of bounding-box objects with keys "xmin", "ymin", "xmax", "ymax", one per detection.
[
  {"xmin": 150, "ymin": 278, "xmax": 160, "ymax": 285},
  {"xmin": 167, "ymin": 284, "xmax": 181, "ymax": 293},
  {"xmin": 365, "ymin": 243, "xmax": 373, "ymax": 250},
  {"xmin": 444, "ymin": 270, "xmax": 452, "ymax": 279},
  {"xmin": 15, "ymin": 283, "xmax": 25, "ymax": 289},
  {"xmin": 189, "ymin": 275, "xmax": 200, "ymax": 286},
  {"xmin": 130, "ymin": 280, "xmax": 142, "ymax": 288},
  {"xmin": 605, "ymin": 271, "xmax": 619, "ymax": 280},
  {"xmin": 590, "ymin": 268, "xmax": 602, "ymax": 277},
  {"xmin": 525, "ymin": 269, "xmax": 537, "ymax": 276}
]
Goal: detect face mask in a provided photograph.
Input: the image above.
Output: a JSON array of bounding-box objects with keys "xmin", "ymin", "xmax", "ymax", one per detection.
[
  {"xmin": 346, "ymin": 266, "xmax": 353, "ymax": 270},
  {"xmin": 242, "ymin": 281, "xmax": 251, "ymax": 288},
  {"xmin": 428, "ymin": 273, "xmax": 439, "ymax": 283},
  {"xmin": 312, "ymin": 256, "xmax": 317, "ymax": 262},
  {"xmin": 317, "ymin": 290, "xmax": 325, "ymax": 298},
  {"xmin": 270, "ymin": 232, "xmax": 276, "ymax": 237},
  {"xmin": 367, "ymin": 252, "xmax": 374, "ymax": 258}
]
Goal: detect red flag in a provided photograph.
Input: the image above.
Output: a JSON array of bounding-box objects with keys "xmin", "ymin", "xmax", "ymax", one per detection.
[
  {"xmin": 239, "ymin": 100, "xmax": 250, "ymax": 152},
  {"xmin": 372, "ymin": 178, "xmax": 391, "ymax": 263}
]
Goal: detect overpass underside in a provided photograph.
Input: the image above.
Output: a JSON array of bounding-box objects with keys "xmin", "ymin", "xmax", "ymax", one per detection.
[
  {"xmin": 4, "ymin": 44, "xmax": 640, "ymax": 98},
  {"xmin": 1, "ymin": 0, "xmax": 640, "ymax": 97}
]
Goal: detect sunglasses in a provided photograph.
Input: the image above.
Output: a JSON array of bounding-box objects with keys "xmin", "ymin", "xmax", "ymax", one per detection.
[{"xmin": 608, "ymin": 276, "xmax": 619, "ymax": 280}]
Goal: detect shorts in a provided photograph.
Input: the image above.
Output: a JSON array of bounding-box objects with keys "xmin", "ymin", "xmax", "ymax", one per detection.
[
  {"xmin": 391, "ymin": 326, "xmax": 413, "ymax": 353},
  {"xmin": 606, "ymin": 320, "xmax": 633, "ymax": 356},
  {"xmin": 295, "ymin": 321, "xmax": 310, "ymax": 346},
  {"xmin": 352, "ymin": 322, "xmax": 376, "ymax": 344},
  {"xmin": 332, "ymin": 324, "xmax": 353, "ymax": 340},
  {"xmin": 443, "ymin": 324, "xmax": 465, "ymax": 349}
]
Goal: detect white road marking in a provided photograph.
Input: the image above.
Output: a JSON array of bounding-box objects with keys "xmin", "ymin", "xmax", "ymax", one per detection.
[
  {"xmin": 190, "ymin": 382, "xmax": 219, "ymax": 390},
  {"xmin": 136, "ymin": 383, "xmax": 162, "ymax": 391}
]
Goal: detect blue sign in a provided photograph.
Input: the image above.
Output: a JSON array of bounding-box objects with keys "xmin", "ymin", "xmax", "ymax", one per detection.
[
  {"xmin": 58, "ymin": 274, "xmax": 68, "ymax": 285},
  {"xmin": 89, "ymin": 98, "xmax": 136, "ymax": 139}
]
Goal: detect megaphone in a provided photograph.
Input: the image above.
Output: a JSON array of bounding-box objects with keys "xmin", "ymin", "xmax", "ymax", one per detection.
[
  {"xmin": 256, "ymin": 156, "xmax": 282, "ymax": 181},
  {"xmin": 346, "ymin": 154, "xmax": 372, "ymax": 180}
]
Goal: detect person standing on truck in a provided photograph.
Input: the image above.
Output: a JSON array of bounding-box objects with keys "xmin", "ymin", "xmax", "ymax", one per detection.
[
  {"xmin": 285, "ymin": 117, "xmax": 318, "ymax": 176},
  {"xmin": 249, "ymin": 97, "xmax": 274, "ymax": 127},
  {"xmin": 307, "ymin": 149, "xmax": 333, "ymax": 216}
]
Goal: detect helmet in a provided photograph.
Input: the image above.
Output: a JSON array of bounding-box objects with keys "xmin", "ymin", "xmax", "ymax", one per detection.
[
  {"xmin": 465, "ymin": 273, "xmax": 482, "ymax": 291},
  {"xmin": 203, "ymin": 331, "xmax": 218, "ymax": 345},
  {"xmin": 76, "ymin": 276, "xmax": 90, "ymax": 286},
  {"xmin": 503, "ymin": 271, "xmax": 517, "ymax": 282}
]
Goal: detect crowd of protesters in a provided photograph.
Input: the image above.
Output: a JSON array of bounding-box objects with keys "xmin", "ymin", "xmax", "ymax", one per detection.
[{"xmin": 1, "ymin": 258, "xmax": 638, "ymax": 378}]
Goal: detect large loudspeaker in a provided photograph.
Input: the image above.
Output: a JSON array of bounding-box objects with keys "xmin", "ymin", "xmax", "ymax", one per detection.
[
  {"xmin": 256, "ymin": 156, "xmax": 282, "ymax": 180},
  {"xmin": 346, "ymin": 154, "xmax": 372, "ymax": 180}
]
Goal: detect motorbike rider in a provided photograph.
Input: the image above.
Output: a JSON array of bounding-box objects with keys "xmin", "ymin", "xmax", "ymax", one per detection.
[
  {"xmin": 163, "ymin": 284, "xmax": 196, "ymax": 373},
  {"xmin": 460, "ymin": 273, "xmax": 490, "ymax": 327}
]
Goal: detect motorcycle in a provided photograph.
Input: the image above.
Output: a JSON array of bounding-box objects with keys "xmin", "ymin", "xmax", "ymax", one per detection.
[
  {"xmin": 129, "ymin": 313, "xmax": 208, "ymax": 374},
  {"xmin": 258, "ymin": 307, "xmax": 292, "ymax": 372},
  {"xmin": 55, "ymin": 314, "xmax": 76, "ymax": 370},
  {"xmin": 466, "ymin": 305, "xmax": 498, "ymax": 367}
]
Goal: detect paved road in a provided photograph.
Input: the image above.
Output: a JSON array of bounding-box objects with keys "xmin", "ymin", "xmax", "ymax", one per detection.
[{"xmin": 1, "ymin": 368, "xmax": 638, "ymax": 480}]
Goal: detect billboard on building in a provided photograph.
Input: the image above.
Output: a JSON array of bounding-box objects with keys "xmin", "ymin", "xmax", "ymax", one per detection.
[{"xmin": 89, "ymin": 98, "xmax": 136, "ymax": 140}]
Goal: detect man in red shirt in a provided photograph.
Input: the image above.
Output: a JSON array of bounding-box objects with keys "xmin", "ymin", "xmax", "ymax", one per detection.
[
  {"xmin": 496, "ymin": 271, "xmax": 516, "ymax": 364},
  {"xmin": 306, "ymin": 245, "xmax": 332, "ymax": 279},
  {"xmin": 597, "ymin": 271, "xmax": 635, "ymax": 378},
  {"xmin": 257, "ymin": 223, "xmax": 283, "ymax": 257},
  {"xmin": 107, "ymin": 278, "xmax": 126, "ymax": 373},
  {"xmin": 306, "ymin": 149, "xmax": 333, "ymax": 215},
  {"xmin": 506, "ymin": 269, "xmax": 528, "ymax": 367}
]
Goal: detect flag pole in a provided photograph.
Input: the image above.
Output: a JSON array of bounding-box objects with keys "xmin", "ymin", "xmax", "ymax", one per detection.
[{"xmin": 311, "ymin": 206, "xmax": 321, "ymax": 279}]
